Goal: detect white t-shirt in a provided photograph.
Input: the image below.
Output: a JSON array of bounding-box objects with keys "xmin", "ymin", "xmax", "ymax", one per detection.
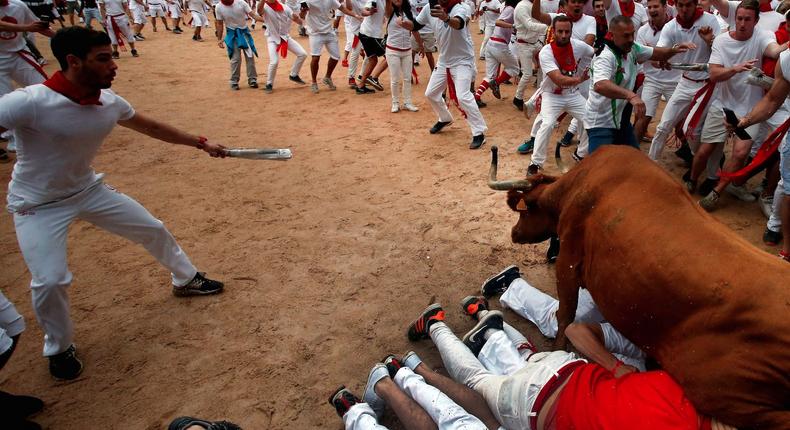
[
  {"xmin": 721, "ymin": 0, "xmax": 783, "ymax": 32},
  {"xmin": 538, "ymin": 38, "xmax": 594, "ymax": 92},
  {"xmin": 478, "ymin": 0, "xmax": 501, "ymax": 27},
  {"xmin": 344, "ymin": 0, "xmax": 364, "ymax": 34},
  {"xmin": 0, "ymin": 85, "xmax": 136, "ymax": 210},
  {"xmin": 360, "ymin": 0, "xmax": 385, "ymax": 37},
  {"xmin": 548, "ymin": 12, "xmax": 596, "ymax": 42},
  {"xmin": 410, "ymin": 0, "xmax": 432, "ymax": 34},
  {"xmin": 416, "ymin": 1, "xmax": 475, "ymax": 68},
  {"xmin": 305, "ymin": 0, "xmax": 340, "ymax": 35},
  {"xmin": 539, "ymin": 0, "xmax": 558, "ymax": 14},
  {"xmin": 636, "ymin": 21, "xmax": 681, "ymax": 84},
  {"xmin": 657, "ymin": 11, "xmax": 720, "ymax": 81},
  {"xmin": 214, "ymin": 0, "xmax": 251, "ymax": 28},
  {"xmin": 514, "ymin": 0, "xmax": 547, "ymax": 42},
  {"xmin": 0, "ymin": 0, "xmax": 38, "ymax": 55},
  {"xmin": 128, "ymin": 0, "xmax": 144, "ymax": 11},
  {"xmin": 386, "ymin": 9, "xmax": 412, "ymax": 49},
  {"xmin": 709, "ymin": 28, "xmax": 776, "ymax": 116},
  {"xmin": 585, "ymin": 42, "xmax": 654, "ymax": 129},
  {"xmin": 262, "ymin": 2, "xmax": 294, "ymax": 42},
  {"xmin": 491, "ymin": 5, "xmax": 514, "ymax": 41},
  {"xmin": 605, "ymin": 0, "xmax": 647, "ymax": 30}
]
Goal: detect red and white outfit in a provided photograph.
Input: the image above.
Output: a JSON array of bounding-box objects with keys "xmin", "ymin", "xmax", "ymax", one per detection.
[
  {"xmin": 0, "ymin": 291, "xmax": 25, "ymax": 357},
  {"xmin": 477, "ymin": 0, "xmax": 500, "ymax": 58},
  {"xmin": 0, "ymin": 75, "xmax": 199, "ymax": 357},
  {"xmin": 343, "ymin": 0, "xmax": 364, "ymax": 79},
  {"xmin": 605, "ymin": 0, "xmax": 647, "ymax": 30},
  {"xmin": 386, "ymin": 9, "xmax": 416, "ymax": 110},
  {"xmin": 262, "ymin": 0, "xmax": 307, "ymax": 85},
  {"xmin": 0, "ymin": 0, "xmax": 47, "ymax": 97},
  {"xmin": 100, "ymin": 0, "xmax": 136, "ymax": 46},
  {"xmin": 531, "ymin": 39, "xmax": 591, "ymax": 167},
  {"xmin": 474, "ymin": 4, "xmax": 518, "ymax": 100},
  {"xmin": 635, "ymin": 18, "xmax": 680, "ymax": 119},
  {"xmin": 512, "ymin": 0, "xmax": 546, "ymax": 102},
  {"xmin": 304, "ymin": 0, "xmax": 341, "ymax": 59}
]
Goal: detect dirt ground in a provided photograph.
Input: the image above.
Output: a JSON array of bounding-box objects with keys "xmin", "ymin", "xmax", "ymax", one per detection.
[{"xmin": 0, "ymin": 19, "xmax": 778, "ymax": 430}]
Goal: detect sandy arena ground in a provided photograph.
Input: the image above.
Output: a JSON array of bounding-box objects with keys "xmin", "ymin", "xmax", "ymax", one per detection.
[{"xmin": 0, "ymin": 18, "xmax": 779, "ymax": 429}]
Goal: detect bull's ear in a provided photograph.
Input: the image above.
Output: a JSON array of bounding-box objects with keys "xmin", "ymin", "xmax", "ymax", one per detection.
[
  {"xmin": 506, "ymin": 190, "xmax": 527, "ymax": 212},
  {"xmin": 534, "ymin": 173, "xmax": 558, "ymax": 184}
]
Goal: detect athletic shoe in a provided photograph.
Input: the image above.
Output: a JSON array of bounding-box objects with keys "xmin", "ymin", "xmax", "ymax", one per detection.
[
  {"xmin": 402, "ymin": 103, "xmax": 419, "ymax": 112},
  {"xmin": 481, "ymin": 265, "xmax": 520, "ymax": 297},
  {"xmin": 470, "ymin": 134, "xmax": 486, "ymax": 150},
  {"xmin": 558, "ymin": 131, "xmax": 574, "ymax": 147},
  {"xmin": 460, "ymin": 296, "xmax": 489, "ymax": 320},
  {"xmin": 153, "ymin": 26, "xmax": 158, "ymax": 32},
  {"xmin": 363, "ymin": 363, "xmax": 388, "ymax": 417},
  {"xmin": 49, "ymin": 345, "xmax": 83, "ymax": 380},
  {"xmin": 725, "ymin": 184, "xmax": 757, "ymax": 202},
  {"xmin": 263, "ymin": 84, "xmax": 273, "ymax": 93},
  {"xmin": 383, "ymin": 354, "xmax": 403, "ymax": 378},
  {"xmin": 135, "ymin": 34, "xmax": 146, "ymax": 41},
  {"xmin": 311, "ymin": 83, "xmax": 319, "ymax": 93},
  {"xmin": 0, "ymin": 391, "xmax": 44, "ymax": 418},
  {"xmin": 131, "ymin": 49, "xmax": 139, "ymax": 57},
  {"xmin": 462, "ymin": 310, "xmax": 504, "ymax": 356},
  {"xmin": 490, "ymin": 80, "xmax": 501, "ymax": 99},
  {"xmin": 168, "ymin": 416, "xmax": 242, "ymax": 430},
  {"xmin": 699, "ymin": 191, "xmax": 720, "ymax": 212},
  {"xmin": 0, "ymin": 148, "xmax": 10, "ymax": 164},
  {"xmin": 402, "ymin": 351, "xmax": 422, "ymax": 370},
  {"xmin": 356, "ymin": 86, "xmax": 375, "ymax": 94},
  {"xmin": 697, "ymin": 178, "xmax": 718, "ymax": 197},
  {"xmin": 780, "ymin": 250, "xmax": 790, "ymax": 262},
  {"xmin": 249, "ymin": 82, "xmax": 259, "ymax": 89},
  {"xmin": 674, "ymin": 143, "xmax": 693, "ymax": 166},
  {"xmin": 407, "ymin": 303, "xmax": 445, "ymax": 341},
  {"xmin": 760, "ymin": 195, "xmax": 774, "ymax": 219},
  {"xmin": 475, "ymin": 98, "xmax": 487, "ymax": 108},
  {"xmin": 289, "ymin": 74, "xmax": 306, "ymax": 85},
  {"xmin": 512, "ymin": 97, "xmax": 524, "ymax": 111},
  {"xmin": 111, "ymin": 51, "xmax": 120, "ymax": 59},
  {"xmin": 367, "ymin": 76, "xmax": 384, "ymax": 91},
  {"xmin": 429, "ymin": 121, "xmax": 452, "ymax": 134},
  {"xmin": 517, "ymin": 137, "xmax": 534, "ymax": 154},
  {"xmin": 230, "ymin": 83, "xmax": 240, "ymax": 91},
  {"xmin": 173, "ymin": 27, "xmax": 183, "ymax": 34},
  {"xmin": 348, "ymin": 77, "xmax": 358, "ymax": 89},
  {"xmin": 391, "ymin": 102, "xmax": 400, "ymax": 113},
  {"xmin": 571, "ymin": 149, "xmax": 584, "ymax": 163},
  {"xmin": 764, "ymin": 228, "xmax": 782, "ymax": 246},
  {"xmin": 682, "ymin": 170, "xmax": 696, "ymax": 194},
  {"xmin": 546, "ymin": 235, "xmax": 560, "ymax": 264},
  {"xmin": 342, "ymin": 58, "xmax": 349, "ymax": 67},
  {"xmin": 322, "ymin": 77, "xmax": 337, "ymax": 90},
  {"xmin": 172, "ymin": 272, "xmax": 224, "ymax": 297},
  {"xmin": 527, "ymin": 163, "xmax": 540, "ymax": 176},
  {"xmin": 328, "ymin": 386, "xmax": 360, "ymax": 418}
]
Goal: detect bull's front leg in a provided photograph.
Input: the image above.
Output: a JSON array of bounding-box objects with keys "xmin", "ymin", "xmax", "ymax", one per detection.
[{"xmin": 552, "ymin": 245, "xmax": 584, "ymax": 351}]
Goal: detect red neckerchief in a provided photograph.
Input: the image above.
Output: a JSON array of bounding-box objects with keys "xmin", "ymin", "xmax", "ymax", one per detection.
[
  {"xmin": 556, "ymin": 7, "xmax": 582, "ymax": 22},
  {"xmin": 442, "ymin": 0, "xmax": 461, "ymax": 14},
  {"xmin": 759, "ymin": 1, "xmax": 772, "ymax": 12},
  {"xmin": 267, "ymin": 0, "xmax": 283, "ymax": 11},
  {"xmin": 618, "ymin": 0, "xmax": 634, "ymax": 17},
  {"xmin": 667, "ymin": 0, "xmax": 674, "ymax": 5},
  {"xmin": 0, "ymin": 0, "xmax": 9, "ymax": 6},
  {"xmin": 595, "ymin": 14, "xmax": 607, "ymax": 26},
  {"xmin": 43, "ymin": 71, "xmax": 102, "ymax": 106},
  {"xmin": 220, "ymin": 0, "xmax": 233, "ymax": 5},
  {"xmin": 550, "ymin": 40, "xmax": 576, "ymax": 74},
  {"xmin": 675, "ymin": 7, "xmax": 703, "ymax": 29}
]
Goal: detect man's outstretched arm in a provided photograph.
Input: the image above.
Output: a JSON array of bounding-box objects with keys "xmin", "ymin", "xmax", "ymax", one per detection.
[{"xmin": 118, "ymin": 112, "xmax": 226, "ymax": 157}]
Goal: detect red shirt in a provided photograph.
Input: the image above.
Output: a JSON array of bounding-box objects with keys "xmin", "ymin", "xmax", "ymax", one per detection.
[{"xmin": 554, "ymin": 364, "xmax": 706, "ymax": 430}]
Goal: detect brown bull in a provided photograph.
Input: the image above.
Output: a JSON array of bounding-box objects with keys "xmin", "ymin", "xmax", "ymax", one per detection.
[{"xmin": 488, "ymin": 145, "xmax": 790, "ymax": 429}]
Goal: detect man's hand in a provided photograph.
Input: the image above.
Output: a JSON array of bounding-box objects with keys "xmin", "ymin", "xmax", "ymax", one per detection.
[
  {"xmin": 629, "ymin": 94, "xmax": 646, "ymax": 121},
  {"xmin": 613, "ymin": 363, "xmax": 638, "ymax": 378},
  {"xmin": 26, "ymin": 21, "xmax": 50, "ymax": 32},
  {"xmin": 698, "ymin": 25, "xmax": 714, "ymax": 45},
  {"xmin": 201, "ymin": 140, "xmax": 227, "ymax": 157},
  {"xmin": 672, "ymin": 42, "xmax": 696, "ymax": 54},
  {"xmin": 732, "ymin": 58, "xmax": 758, "ymax": 73},
  {"xmin": 430, "ymin": 5, "xmax": 449, "ymax": 21},
  {"xmin": 217, "ymin": 40, "xmax": 224, "ymax": 48}
]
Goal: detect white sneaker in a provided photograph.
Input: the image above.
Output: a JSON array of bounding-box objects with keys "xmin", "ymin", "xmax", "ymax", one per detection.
[
  {"xmin": 760, "ymin": 194, "xmax": 774, "ymax": 219},
  {"xmin": 310, "ymin": 83, "xmax": 319, "ymax": 94},
  {"xmin": 322, "ymin": 77, "xmax": 336, "ymax": 90},
  {"xmin": 725, "ymin": 184, "xmax": 757, "ymax": 202},
  {"xmin": 402, "ymin": 103, "xmax": 419, "ymax": 112},
  {"xmin": 391, "ymin": 102, "xmax": 400, "ymax": 113}
]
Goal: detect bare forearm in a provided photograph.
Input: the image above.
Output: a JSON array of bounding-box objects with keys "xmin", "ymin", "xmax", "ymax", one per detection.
[
  {"xmin": 495, "ymin": 18, "xmax": 511, "ymax": 28},
  {"xmin": 119, "ymin": 114, "xmax": 203, "ymax": 148},
  {"xmin": 566, "ymin": 323, "xmax": 619, "ymax": 371},
  {"xmin": 649, "ymin": 46, "xmax": 681, "ymax": 62},
  {"xmin": 743, "ymin": 96, "xmax": 784, "ymax": 127},
  {"xmin": 215, "ymin": 21, "xmax": 224, "ymax": 38},
  {"xmin": 594, "ymin": 79, "xmax": 635, "ymax": 100},
  {"xmin": 709, "ymin": 65, "xmax": 736, "ymax": 83}
]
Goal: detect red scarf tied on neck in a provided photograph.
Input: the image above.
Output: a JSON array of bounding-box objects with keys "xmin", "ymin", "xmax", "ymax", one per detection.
[
  {"xmin": 618, "ymin": 0, "xmax": 634, "ymax": 17},
  {"xmin": 0, "ymin": 0, "xmax": 9, "ymax": 7},
  {"xmin": 220, "ymin": 0, "xmax": 234, "ymax": 5},
  {"xmin": 675, "ymin": 7, "xmax": 703, "ymax": 29},
  {"xmin": 550, "ymin": 41, "xmax": 576, "ymax": 76},
  {"xmin": 267, "ymin": 0, "xmax": 283, "ymax": 11},
  {"xmin": 43, "ymin": 71, "xmax": 102, "ymax": 106},
  {"xmin": 759, "ymin": 1, "xmax": 773, "ymax": 12}
]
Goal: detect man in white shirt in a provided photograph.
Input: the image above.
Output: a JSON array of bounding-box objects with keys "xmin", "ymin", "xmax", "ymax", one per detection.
[
  {"xmin": 604, "ymin": 0, "xmax": 648, "ymax": 29},
  {"xmin": 473, "ymin": 0, "xmax": 519, "ymax": 105},
  {"xmin": 511, "ymin": 0, "xmax": 546, "ymax": 110},
  {"xmin": 100, "ymin": 0, "xmax": 140, "ymax": 57},
  {"xmin": 410, "ymin": 0, "xmax": 437, "ymax": 72},
  {"xmin": 0, "ymin": 27, "xmax": 227, "ymax": 380},
  {"xmin": 693, "ymin": 0, "xmax": 787, "ymax": 211},
  {"xmin": 128, "ymin": 0, "xmax": 147, "ymax": 39},
  {"xmin": 187, "ymin": 0, "xmax": 212, "ymax": 40},
  {"xmin": 342, "ymin": 0, "xmax": 364, "ymax": 88},
  {"xmin": 416, "ymin": 0, "xmax": 488, "ymax": 149},
  {"xmin": 584, "ymin": 15, "xmax": 693, "ymax": 152},
  {"xmin": 528, "ymin": 15, "xmax": 593, "ymax": 175},
  {"xmin": 300, "ymin": 0, "xmax": 359, "ymax": 93},
  {"xmin": 215, "ymin": 0, "xmax": 265, "ymax": 90},
  {"xmin": 148, "ymin": 0, "xmax": 172, "ymax": 30},
  {"xmin": 633, "ymin": 0, "xmax": 681, "ymax": 143},
  {"xmin": 258, "ymin": 0, "xmax": 308, "ymax": 92},
  {"xmin": 355, "ymin": 0, "xmax": 386, "ymax": 94},
  {"xmin": 167, "ymin": 0, "xmax": 185, "ymax": 33},
  {"xmin": 477, "ymin": 0, "xmax": 500, "ymax": 59}
]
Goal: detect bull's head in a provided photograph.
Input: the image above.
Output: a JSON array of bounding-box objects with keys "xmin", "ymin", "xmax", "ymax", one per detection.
[{"xmin": 488, "ymin": 146, "xmax": 557, "ymax": 244}]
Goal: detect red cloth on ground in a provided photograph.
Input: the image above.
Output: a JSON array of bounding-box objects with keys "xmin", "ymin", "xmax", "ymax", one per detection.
[{"xmin": 555, "ymin": 364, "xmax": 703, "ymax": 430}]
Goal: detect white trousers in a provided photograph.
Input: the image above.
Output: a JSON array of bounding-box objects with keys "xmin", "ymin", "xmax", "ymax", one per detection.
[
  {"xmin": 478, "ymin": 329, "xmax": 532, "ymax": 376},
  {"xmin": 767, "ymin": 178, "xmax": 785, "ymax": 233},
  {"xmin": 430, "ymin": 322, "xmax": 582, "ymax": 430},
  {"xmin": 12, "ymin": 182, "xmax": 197, "ymax": 356},
  {"xmin": 425, "ymin": 64, "xmax": 488, "ymax": 136},
  {"xmin": 386, "ymin": 47, "xmax": 413, "ymax": 105},
  {"xmin": 0, "ymin": 52, "xmax": 46, "ymax": 97},
  {"xmin": 479, "ymin": 25, "xmax": 494, "ymax": 59},
  {"xmin": 515, "ymin": 41, "xmax": 541, "ymax": 100},
  {"xmin": 648, "ymin": 77, "xmax": 705, "ymax": 160},
  {"xmin": 531, "ymin": 91, "xmax": 588, "ymax": 167},
  {"xmin": 641, "ymin": 77, "xmax": 677, "ymax": 119},
  {"xmin": 266, "ymin": 38, "xmax": 307, "ymax": 85},
  {"xmin": 347, "ymin": 34, "xmax": 363, "ymax": 79},
  {"xmin": 0, "ymin": 291, "xmax": 25, "ymax": 355},
  {"xmin": 105, "ymin": 14, "xmax": 136, "ymax": 46},
  {"xmin": 483, "ymin": 41, "xmax": 519, "ymax": 81},
  {"xmin": 344, "ymin": 403, "xmax": 389, "ymax": 430}
]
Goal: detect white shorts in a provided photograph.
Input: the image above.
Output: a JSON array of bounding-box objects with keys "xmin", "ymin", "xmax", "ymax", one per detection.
[
  {"xmin": 190, "ymin": 10, "xmax": 208, "ymax": 26},
  {"xmin": 309, "ymin": 32, "xmax": 340, "ymax": 59},
  {"xmin": 131, "ymin": 7, "xmax": 147, "ymax": 24},
  {"xmin": 148, "ymin": 4, "xmax": 167, "ymax": 17},
  {"xmin": 0, "ymin": 52, "xmax": 47, "ymax": 96},
  {"xmin": 104, "ymin": 14, "xmax": 136, "ymax": 45},
  {"xmin": 641, "ymin": 78, "xmax": 677, "ymax": 119},
  {"xmin": 168, "ymin": 4, "xmax": 182, "ymax": 18}
]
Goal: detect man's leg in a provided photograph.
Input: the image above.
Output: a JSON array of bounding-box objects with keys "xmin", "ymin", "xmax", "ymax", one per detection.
[
  {"xmin": 311, "ymin": 56, "xmax": 321, "ymax": 84},
  {"xmin": 0, "ymin": 291, "xmax": 25, "ymax": 370},
  {"xmin": 451, "ymin": 65, "xmax": 487, "ymax": 138},
  {"xmin": 648, "ymin": 79, "xmax": 698, "ymax": 160},
  {"xmin": 348, "ymin": 38, "xmax": 362, "ymax": 81},
  {"xmin": 529, "ymin": 94, "xmax": 564, "ymax": 170},
  {"xmin": 288, "ymin": 38, "xmax": 308, "ymax": 78},
  {"xmin": 424, "ymin": 68, "xmax": 453, "ymax": 125},
  {"xmin": 373, "ymin": 377, "xmax": 436, "ymax": 430},
  {"xmin": 229, "ymin": 46, "xmax": 242, "ymax": 88},
  {"xmin": 342, "ymin": 402, "xmax": 391, "ymax": 430},
  {"xmin": 780, "ymin": 145, "xmax": 790, "ymax": 260},
  {"xmin": 267, "ymin": 41, "xmax": 281, "ymax": 86},
  {"xmin": 586, "ymin": 128, "xmax": 616, "ymax": 154},
  {"xmin": 710, "ymin": 137, "xmax": 754, "ymax": 196},
  {"xmin": 387, "ymin": 49, "xmax": 402, "ymax": 107},
  {"xmin": 477, "ymin": 328, "xmax": 528, "ymax": 376},
  {"xmin": 243, "ymin": 48, "xmax": 258, "ymax": 86},
  {"xmin": 500, "ymin": 277, "xmax": 559, "ymax": 338},
  {"xmin": 325, "ymin": 36, "xmax": 340, "ymax": 80}
]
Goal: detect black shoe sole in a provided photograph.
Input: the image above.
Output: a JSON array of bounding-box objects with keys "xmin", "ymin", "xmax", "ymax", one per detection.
[
  {"xmin": 430, "ymin": 122, "xmax": 452, "ymax": 134},
  {"xmin": 172, "ymin": 286, "xmax": 224, "ymax": 297},
  {"xmin": 480, "ymin": 265, "xmax": 519, "ymax": 297},
  {"xmin": 462, "ymin": 310, "xmax": 504, "ymax": 354}
]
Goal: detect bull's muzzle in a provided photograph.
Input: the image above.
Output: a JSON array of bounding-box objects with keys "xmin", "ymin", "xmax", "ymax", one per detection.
[{"xmin": 487, "ymin": 146, "xmax": 535, "ymax": 191}]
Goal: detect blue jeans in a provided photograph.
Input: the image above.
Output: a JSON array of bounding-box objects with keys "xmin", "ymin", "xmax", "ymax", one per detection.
[{"xmin": 588, "ymin": 122, "xmax": 639, "ymax": 154}]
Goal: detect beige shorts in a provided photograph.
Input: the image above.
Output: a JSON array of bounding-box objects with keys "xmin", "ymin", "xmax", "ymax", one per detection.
[
  {"xmin": 412, "ymin": 32, "xmax": 437, "ymax": 53},
  {"xmin": 700, "ymin": 107, "xmax": 761, "ymax": 144}
]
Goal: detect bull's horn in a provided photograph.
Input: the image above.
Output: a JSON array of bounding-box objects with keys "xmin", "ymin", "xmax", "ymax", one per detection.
[{"xmin": 488, "ymin": 146, "xmax": 535, "ymax": 190}]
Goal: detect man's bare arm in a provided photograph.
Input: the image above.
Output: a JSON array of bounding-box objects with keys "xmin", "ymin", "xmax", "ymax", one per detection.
[
  {"xmin": 530, "ymin": 0, "xmax": 550, "ymax": 26},
  {"xmin": 740, "ymin": 61, "xmax": 790, "ymax": 127},
  {"xmin": 565, "ymin": 323, "xmax": 637, "ymax": 377},
  {"xmin": 118, "ymin": 112, "xmax": 226, "ymax": 157}
]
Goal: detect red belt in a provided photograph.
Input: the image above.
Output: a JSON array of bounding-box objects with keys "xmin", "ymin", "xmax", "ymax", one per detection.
[
  {"xmin": 385, "ymin": 44, "xmax": 410, "ymax": 52},
  {"xmin": 490, "ymin": 36, "xmax": 509, "ymax": 44},
  {"xmin": 529, "ymin": 360, "xmax": 586, "ymax": 430},
  {"xmin": 682, "ymin": 75, "xmax": 708, "ymax": 83},
  {"xmin": 17, "ymin": 50, "xmax": 47, "ymax": 79}
]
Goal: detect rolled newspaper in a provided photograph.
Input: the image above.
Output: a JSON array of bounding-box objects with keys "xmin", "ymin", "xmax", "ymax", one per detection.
[
  {"xmin": 745, "ymin": 67, "xmax": 774, "ymax": 90},
  {"xmin": 223, "ymin": 148, "xmax": 293, "ymax": 160},
  {"xmin": 668, "ymin": 63, "xmax": 709, "ymax": 72}
]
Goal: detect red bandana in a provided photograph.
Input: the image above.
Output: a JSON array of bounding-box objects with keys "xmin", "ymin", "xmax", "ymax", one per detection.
[
  {"xmin": 550, "ymin": 41, "xmax": 576, "ymax": 74},
  {"xmin": 220, "ymin": 0, "xmax": 234, "ymax": 5},
  {"xmin": 759, "ymin": 1, "xmax": 772, "ymax": 12},
  {"xmin": 267, "ymin": 0, "xmax": 283, "ymax": 11},
  {"xmin": 675, "ymin": 7, "xmax": 703, "ymax": 29},
  {"xmin": 43, "ymin": 71, "xmax": 102, "ymax": 106},
  {"xmin": 0, "ymin": 0, "xmax": 8, "ymax": 6},
  {"xmin": 618, "ymin": 0, "xmax": 634, "ymax": 17}
]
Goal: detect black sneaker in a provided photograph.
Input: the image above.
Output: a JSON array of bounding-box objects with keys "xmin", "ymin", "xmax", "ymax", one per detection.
[
  {"xmin": 682, "ymin": 170, "xmax": 696, "ymax": 194},
  {"xmin": 460, "ymin": 296, "xmax": 488, "ymax": 321},
  {"xmin": 429, "ymin": 121, "xmax": 452, "ymax": 134},
  {"xmin": 355, "ymin": 86, "xmax": 375, "ymax": 94},
  {"xmin": 173, "ymin": 272, "xmax": 224, "ymax": 297},
  {"xmin": 469, "ymin": 134, "xmax": 486, "ymax": 150},
  {"xmin": 131, "ymin": 49, "xmax": 139, "ymax": 57},
  {"xmin": 697, "ymin": 178, "xmax": 718, "ymax": 197},
  {"xmin": 481, "ymin": 265, "xmax": 520, "ymax": 297},
  {"xmin": 527, "ymin": 163, "xmax": 540, "ymax": 176},
  {"xmin": 0, "ymin": 391, "xmax": 44, "ymax": 418},
  {"xmin": 407, "ymin": 303, "xmax": 445, "ymax": 341},
  {"xmin": 367, "ymin": 76, "xmax": 384, "ymax": 91},
  {"xmin": 135, "ymin": 33, "xmax": 146, "ymax": 40},
  {"xmin": 674, "ymin": 143, "xmax": 693, "ymax": 166},
  {"xmin": 263, "ymin": 83, "xmax": 273, "ymax": 93},
  {"xmin": 490, "ymin": 80, "xmax": 501, "ymax": 99},
  {"xmin": 49, "ymin": 345, "xmax": 83, "ymax": 380},
  {"xmin": 111, "ymin": 51, "xmax": 119, "ymax": 59},
  {"xmin": 173, "ymin": 27, "xmax": 183, "ymax": 34},
  {"xmin": 571, "ymin": 149, "xmax": 583, "ymax": 163},
  {"xmin": 764, "ymin": 228, "xmax": 782, "ymax": 246},
  {"xmin": 289, "ymin": 74, "xmax": 306, "ymax": 85},
  {"xmin": 558, "ymin": 131, "xmax": 574, "ymax": 147},
  {"xmin": 328, "ymin": 386, "xmax": 360, "ymax": 418},
  {"xmin": 475, "ymin": 98, "xmax": 486, "ymax": 108},
  {"xmin": 546, "ymin": 235, "xmax": 560, "ymax": 264},
  {"xmin": 512, "ymin": 97, "xmax": 524, "ymax": 111},
  {"xmin": 462, "ymin": 310, "xmax": 503, "ymax": 355},
  {"xmin": 249, "ymin": 82, "xmax": 259, "ymax": 89},
  {"xmin": 230, "ymin": 83, "xmax": 240, "ymax": 91},
  {"xmin": 517, "ymin": 138, "xmax": 534, "ymax": 154},
  {"xmin": 168, "ymin": 416, "xmax": 241, "ymax": 430},
  {"xmin": 383, "ymin": 354, "xmax": 403, "ymax": 378}
]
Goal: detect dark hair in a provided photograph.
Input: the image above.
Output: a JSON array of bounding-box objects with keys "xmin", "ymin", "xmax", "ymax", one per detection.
[
  {"xmin": 504, "ymin": 0, "xmax": 518, "ymax": 7},
  {"xmin": 51, "ymin": 27, "xmax": 111, "ymax": 70},
  {"xmin": 735, "ymin": 0, "xmax": 761, "ymax": 20},
  {"xmin": 609, "ymin": 14, "xmax": 634, "ymax": 28},
  {"xmin": 647, "ymin": 0, "xmax": 668, "ymax": 5},
  {"xmin": 552, "ymin": 14, "xmax": 573, "ymax": 28}
]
